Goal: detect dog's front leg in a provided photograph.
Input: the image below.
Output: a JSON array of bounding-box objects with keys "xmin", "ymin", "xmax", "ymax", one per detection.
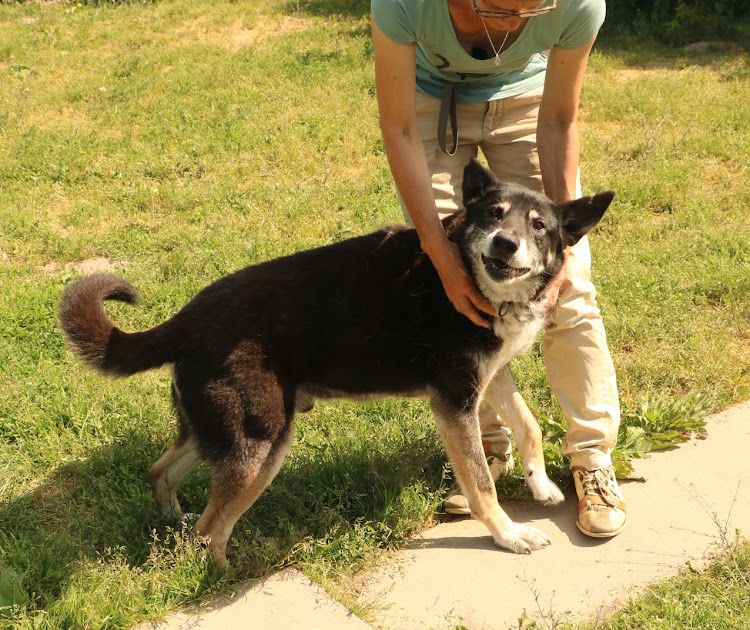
[
  {"xmin": 431, "ymin": 396, "xmax": 550, "ymax": 554},
  {"xmin": 483, "ymin": 367, "xmax": 564, "ymax": 505}
]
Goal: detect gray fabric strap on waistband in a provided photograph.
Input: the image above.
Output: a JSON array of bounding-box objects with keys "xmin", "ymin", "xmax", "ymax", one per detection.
[{"xmin": 438, "ymin": 82, "xmax": 458, "ymax": 156}]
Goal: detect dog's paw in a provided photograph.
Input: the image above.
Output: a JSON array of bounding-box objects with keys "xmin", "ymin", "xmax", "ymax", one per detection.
[
  {"xmin": 527, "ymin": 472, "xmax": 565, "ymax": 506},
  {"xmin": 495, "ymin": 524, "xmax": 551, "ymax": 554}
]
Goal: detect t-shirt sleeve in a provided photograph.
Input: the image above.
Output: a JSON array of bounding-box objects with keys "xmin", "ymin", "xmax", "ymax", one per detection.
[
  {"xmin": 371, "ymin": 0, "xmax": 417, "ymax": 45},
  {"xmin": 558, "ymin": 0, "xmax": 606, "ymax": 49}
]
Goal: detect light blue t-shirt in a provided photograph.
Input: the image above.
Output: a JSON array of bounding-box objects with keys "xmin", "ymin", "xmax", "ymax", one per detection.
[{"xmin": 371, "ymin": 0, "xmax": 605, "ymax": 102}]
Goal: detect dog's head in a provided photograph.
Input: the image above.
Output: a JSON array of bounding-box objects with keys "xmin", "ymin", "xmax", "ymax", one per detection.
[{"xmin": 455, "ymin": 159, "xmax": 614, "ymax": 304}]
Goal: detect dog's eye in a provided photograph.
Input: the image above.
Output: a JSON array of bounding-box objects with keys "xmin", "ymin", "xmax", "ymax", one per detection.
[
  {"xmin": 532, "ymin": 219, "xmax": 546, "ymax": 231},
  {"xmin": 488, "ymin": 205, "xmax": 504, "ymax": 219}
]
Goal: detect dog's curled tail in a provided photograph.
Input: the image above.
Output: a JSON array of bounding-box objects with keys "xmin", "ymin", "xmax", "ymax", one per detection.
[{"xmin": 60, "ymin": 273, "xmax": 178, "ymax": 377}]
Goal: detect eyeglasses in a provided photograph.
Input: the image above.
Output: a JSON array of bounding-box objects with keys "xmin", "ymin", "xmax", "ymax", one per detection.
[{"xmin": 471, "ymin": 0, "xmax": 558, "ymax": 18}]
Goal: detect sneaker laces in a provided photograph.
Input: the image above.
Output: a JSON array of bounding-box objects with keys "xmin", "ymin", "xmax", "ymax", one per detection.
[{"xmin": 580, "ymin": 467, "xmax": 621, "ymax": 508}]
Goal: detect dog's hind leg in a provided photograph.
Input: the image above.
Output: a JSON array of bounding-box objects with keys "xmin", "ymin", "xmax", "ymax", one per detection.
[
  {"xmin": 194, "ymin": 421, "xmax": 294, "ymax": 568},
  {"xmin": 431, "ymin": 394, "xmax": 551, "ymax": 554},
  {"xmin": 148, "ymin": 434, "xmax": 202, "ymax": 519},
  {"xmin": 178, "ymin": 342, "xmax": 295, "ymax": 566},
  {"xmin": 148, "ymin": 381, "xmax": 203, "ymax": 519},
  {"xmin": 482, "ymin": 367, "xmax": 564, "ymax": 505}
]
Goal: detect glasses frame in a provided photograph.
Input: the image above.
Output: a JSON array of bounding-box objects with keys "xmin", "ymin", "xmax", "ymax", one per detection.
[{"xmin": 471, "ymin": 0, "xmax": 558, "ymax": 18}]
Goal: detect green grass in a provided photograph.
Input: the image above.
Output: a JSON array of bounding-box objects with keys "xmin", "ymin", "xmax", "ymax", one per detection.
[
  {"xmin": 513, "ymin": 538, "xmax": 750, "ymax": 629},
  {"xmin": 572, "ymin": 540, "xmax": 750, "ymax": 630},
  {"xmin": 0, "ymin": 1, "xmax": 749, "ymax": 627}
]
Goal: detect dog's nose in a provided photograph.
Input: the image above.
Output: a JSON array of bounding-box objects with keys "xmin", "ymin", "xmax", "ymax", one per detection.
[{"xmin": 491, "ymin": 233, "xmax": 519, "ymax": 258}]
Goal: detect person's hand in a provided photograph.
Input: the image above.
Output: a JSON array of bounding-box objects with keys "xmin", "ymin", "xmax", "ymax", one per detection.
[
  {"xmin": 427, "ymin": 237, "xmax": 497, "ymax": 328},
  {"xmin": 541, "ymin": 248, "xmax": 570, "ymax": 310}
]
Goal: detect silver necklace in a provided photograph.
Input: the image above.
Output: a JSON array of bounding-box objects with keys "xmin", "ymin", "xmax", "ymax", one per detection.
[{"xmin": 480, "ymin": 17, "xmax": 510, "ymax": 66}]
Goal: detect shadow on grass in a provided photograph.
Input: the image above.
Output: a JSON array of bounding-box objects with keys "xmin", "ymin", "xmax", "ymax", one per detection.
[
  {"xmin": 596, "ymin": 34, "xmax": 748, "ymax": 71},
  {"xmin": 0, "ymin": 416, "xmax": 445, "ymax": 619},
  {"xmin": 0, "ymin": 429, "xmax": 183, "ymax": 614},
  {"xmin": 283, "ymin": 0, "xmax": 370, "ymax": 18}
]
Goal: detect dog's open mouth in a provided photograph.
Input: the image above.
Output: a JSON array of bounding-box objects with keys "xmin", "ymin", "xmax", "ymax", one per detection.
[{"xmin": 481, "ymin": 254, "xmax": 530, "ymax": 279}]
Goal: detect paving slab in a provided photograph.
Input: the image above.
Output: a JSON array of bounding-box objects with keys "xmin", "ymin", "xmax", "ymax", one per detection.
[
  {"xmin": 364, "ymin": 401, "xmax": 750, "ymax": 630},
  {"xmin": 139, "ymin": 568, "xmax": 371, "ymax": 630}
]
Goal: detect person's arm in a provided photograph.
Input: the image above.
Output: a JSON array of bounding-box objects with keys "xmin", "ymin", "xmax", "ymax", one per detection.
[
  {"xmin": 537, "ymin": 37, "xmax": 597, "ymax": 203},
  {"xmin": 372, "ymin": 18, "xmax": 496, "ymax": 327},
  {"xmin": 537, "ymin": 37, "xmax": 597, "ymax": 307}
]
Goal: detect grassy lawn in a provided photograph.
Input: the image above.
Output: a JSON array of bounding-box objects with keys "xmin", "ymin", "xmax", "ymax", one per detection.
[
  {"xmin": 0, "ymin": 0, "xmax": 748, "ymax": 627},
  {"xmin": 570, "ymin": 540, "xmax": 750, "ymax": 630}
]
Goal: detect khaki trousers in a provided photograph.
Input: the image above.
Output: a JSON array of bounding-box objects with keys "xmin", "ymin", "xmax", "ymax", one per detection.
[{"xmin": 399, "ymin": 87, "xmax": 619, "ymax": 469}]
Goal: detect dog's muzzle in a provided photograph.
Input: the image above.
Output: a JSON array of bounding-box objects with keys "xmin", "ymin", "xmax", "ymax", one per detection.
[{"xmin": 481, "ymin": 253, "xmax": 530, "ymax": 280}]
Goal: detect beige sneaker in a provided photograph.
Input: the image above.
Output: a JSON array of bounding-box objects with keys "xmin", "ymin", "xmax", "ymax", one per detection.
[
  {"xmin": 573, "ymin": 466, "xmax": 627, "ymax": 538},
  {"xmin": 444, "ymin": 452, "xmax": 514, "ymax": 516}
]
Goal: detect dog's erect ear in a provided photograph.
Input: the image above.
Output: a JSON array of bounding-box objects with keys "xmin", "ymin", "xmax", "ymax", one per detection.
[
  {"xmin": 557, "ymin": 191, "xmax": 615, "ymax": 247},
  {"xmin": 462, "ymin": 158, "xmax": 500, "ymax": 209}
]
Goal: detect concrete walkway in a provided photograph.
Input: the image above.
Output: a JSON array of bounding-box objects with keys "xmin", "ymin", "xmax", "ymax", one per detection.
[
  {"xmin": 364, "ymin": 401, "xmax": 750, "ymax": 629},
  {"xmin": 138, "ymin": 401, "xmax": 749, "ymax": 630},
  {"xmin": 139, "ymin": 568, "xmax": 370, "ymax": 630}
]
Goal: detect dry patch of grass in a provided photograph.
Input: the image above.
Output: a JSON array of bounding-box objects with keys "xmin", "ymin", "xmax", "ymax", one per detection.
[
  {"xmin": 613, "ymin": 67, "xmax": 675, "ymax": 81},
  {"xmin": 21, "ymin": 106, "xmax": 92, "ymax": 133},
  {"xmin": 171, "ymin": 13, "xmax": 314, "ymax": 52},
  {"xmin": 699, "ymin": 158, "xmax": 748, "ymax": 199},
  {"xmin": 41, "ymin": 256, "xmax": 118, "ymax": 276}
]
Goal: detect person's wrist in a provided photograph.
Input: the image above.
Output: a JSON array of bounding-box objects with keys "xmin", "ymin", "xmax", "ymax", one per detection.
[{"xmin": 420, "ymin": 230, "xmax": 450, "ymax": 261}]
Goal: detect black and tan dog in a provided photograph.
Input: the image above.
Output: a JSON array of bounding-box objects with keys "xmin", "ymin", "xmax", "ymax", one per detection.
[{"xmin": 60, "ymin": 159, "xmax": 613, "ymax": 566}]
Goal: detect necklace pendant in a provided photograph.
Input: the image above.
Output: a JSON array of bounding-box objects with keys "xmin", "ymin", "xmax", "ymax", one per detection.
[{"xmin": 480, "ymin": 17, "xmax": 511, "ymax": 69}]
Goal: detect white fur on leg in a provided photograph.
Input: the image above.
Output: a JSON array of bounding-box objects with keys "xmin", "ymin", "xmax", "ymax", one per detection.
[
  {"xmin": 496, "ymin": 526, "xmax": 550, "ymax": 554},
  {"xmin": 525, "ymin": 465, "xmax": 565, "ymax": 505},
  {"xmin": 482, "ymin": 368, "xmax": 565, "ymax": 505},
  {"xmin": 432, "ymin": 397, "xmax": 552, "ymax": 555}
]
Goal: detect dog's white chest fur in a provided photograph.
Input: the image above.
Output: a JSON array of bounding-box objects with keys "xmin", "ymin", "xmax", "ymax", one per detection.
[
  {"xmin": 494, "ymin": 314, "xmax": 544, "ymax": 362},
  {"xmin": 476, "ymin": 305, "xmax": 546, "ymax": 385}
]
